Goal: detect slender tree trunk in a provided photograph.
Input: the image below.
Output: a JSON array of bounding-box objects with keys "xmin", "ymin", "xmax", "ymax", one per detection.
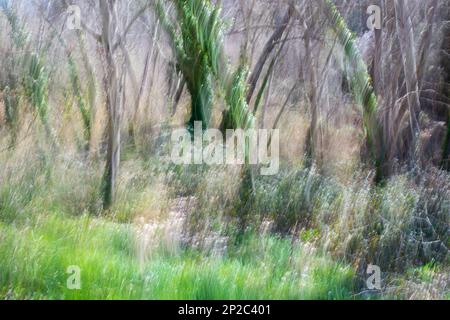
[
  {"xmin": 100, "ymin": 0, "xmax": 123, "ymax": 209},
  {"xmin": 246, "ymin": 2, "xmax": 294, "ymax": 104},
  {"xmin": 303, "ymin": 5, "xmax": 320, "ymax": 168},
  {"xmin": 76, "ymin": 31, "xmax": 97, "ymax": 155},
  {"xmin": 144, "ymin": 37, "xmax": 161, "ymax": 117},
  {"xmin": 260, "ymin": 69, "xmax": 274, "ymax": 128},
  {"xmin": 394, "ymin": 0, "xmax": 421, "ymax": 165},
  {"xmin": 129, "ymin": 44, "xmax": 152, "ymax": 143},
  {"xmin": 130, "ymin": 20, "xmax": 160, "ymax": 140},
  {"xmin": 441, "ymin": 3, "xmax": 450, "ymax": 169},
  {"xmin": 171, "ymin": 79, "xmax": 186, "ymax": 116}
]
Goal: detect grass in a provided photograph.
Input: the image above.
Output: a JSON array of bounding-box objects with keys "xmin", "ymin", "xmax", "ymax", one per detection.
[
  {"xmin": 0, "ymin": 211, "xmax": 355, "ymax": 300},
  {"xmin": 0, "ymin": 147, "xmax": 447, "ymax": 300}
]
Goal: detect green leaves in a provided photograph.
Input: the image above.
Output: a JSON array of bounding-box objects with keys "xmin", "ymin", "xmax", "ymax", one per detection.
[
  {"xmin": 68, "ymin": 56, "xmax": 91, "ymax": 142},
  {"xmin": 222, "ymin": 66, "xmax": 255, "ymax": 131},
  {"xmin": 1, "ymin": 2, "xmax": 50, "ymax": 133},
  {"xmin": 158, "ymin": 0, "xmax": 255, "ymax": 132},
  {"xmin": 3, "ymin": 86, "xmax": 19, "ymax": 129},
  {"xmin": 23, "ymin": 53, "xmax": 49, "ymax": 127}
]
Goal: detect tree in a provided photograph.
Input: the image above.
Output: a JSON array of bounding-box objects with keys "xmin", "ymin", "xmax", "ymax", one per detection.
[
  {"xmin": 157, "ymin": 0, "xmax": 226, "ymax": 132},
  {"xmin": 246, "ymin": 1, "xmax": 295, "ymax": 104},
  {"xmin": 323, "ymin": 0, "xmax": 382, "ymax": 180},
  {"xmin": 64, "ymin": 0, "xmax": 149, "ymax": 209}
]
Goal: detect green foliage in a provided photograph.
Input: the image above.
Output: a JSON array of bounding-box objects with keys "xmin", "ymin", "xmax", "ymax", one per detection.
[
  {"xmin": 3, "ymin": 86, "xmax": 20, "ymax": 129},
  {"xmin": 190, "ymin": 163, "xmax": 449, "ymax": 273},
  {"xmin": 1, "ymin": 2, "xmax": 50, "ymax": 135},
  {"xmin": 0, "ymin": 0, "xmax": 447, "ymax": 301},
  {"xmin": 324, "ymin": 0, "xmax": 382, "ymax": 178},
  {"xmin": 157, "ymin": 1, "xmax": 256, "ymax": 232},
  {"xmin": 0, "ymin": 213, "xmax": 355, "ymax": 299},
  {"xmin": 23, "ymin": 53, "xmax": 49, "ymax": 127},
  {"xmin": 221, "ymin": 66, "xmax": 255, "ymax": 130},
  {"xmin": 157, "ymin": 0, "xmax": 225, "ymax": 131},
  {"xmin": 0, "ymin": 1, "xmax": 24, "ymax": 133},
  {"xmin": 68, "ymin": 56, "xmax": 91, "ymax": 142},
  {"xmin": 158, "ymin": 0, "xmax": 256, "ymax": 133},
  {"xmin": 0, "ymin": 156, "xmax": 48, "ymax": 224},
  {"xmin": 0, "ymin": 0, "xmax": 28, "ymax": 48},
  {"xmin": 253, "ymin": 167, "xmax": 341, "ymax": 233}
]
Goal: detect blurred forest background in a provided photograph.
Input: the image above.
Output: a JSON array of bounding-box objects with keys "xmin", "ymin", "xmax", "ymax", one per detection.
[{"xmin": 0, "ymin": 0, "xmax": 449, "ymax": 299}]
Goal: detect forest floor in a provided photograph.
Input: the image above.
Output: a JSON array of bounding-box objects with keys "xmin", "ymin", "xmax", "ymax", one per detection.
[
  {"xmin": 0, "ymin": 151, "xmax": 448, "ymax": 300},
  {"xmin": 0, "ymin": 197, "xmax": 356, "ymax": 299}
]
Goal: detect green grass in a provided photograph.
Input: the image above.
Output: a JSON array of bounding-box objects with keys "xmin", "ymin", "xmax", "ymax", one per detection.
[
  {"xmin": 0, "ymin": 212, "xmax": 355, "ymax": 300},
  {"xmin": 1, "ymin": 154, "xmax": 447, "ymax": 300}
]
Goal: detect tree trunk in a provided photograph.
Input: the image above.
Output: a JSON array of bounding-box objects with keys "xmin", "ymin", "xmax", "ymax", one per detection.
[
  {"xmin": 100, "ymin": 0, "xmax": 123, "ymax": 209},
  {"xmin": 394, "ymin": 0, "xmax": 421, "ymax": 165},
  {"xmin": 246, "ymin": 2, "xmax": 294, "ymax": 104},
  {"xmin": 441, "ymin": 3, "xmax": 450, "ymax": 169},
  {"xmin": 303, "ymin": 4, "xmax": 321, "ymax": 168}
]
